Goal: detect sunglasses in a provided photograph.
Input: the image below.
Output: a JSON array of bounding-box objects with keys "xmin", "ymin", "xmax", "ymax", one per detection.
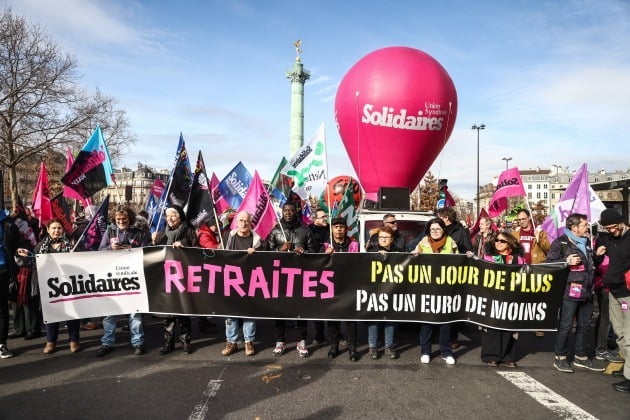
[{"xmin": 495, "ymin": 238, "xmax": 509, "ymax": 244}]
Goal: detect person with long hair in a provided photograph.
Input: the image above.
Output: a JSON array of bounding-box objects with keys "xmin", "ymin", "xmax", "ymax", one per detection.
[
  {"xmin": 152, "ymin": 205, "xmax": 198, "ymax": 355},
  {"xmin": 481, "ymin": 231, "xmax": 523, "ymax": 367},
  {"xmin": 414, "ymin": 217, "xmax": 459, "ymax": 365},
  {"xmin": 18, "ymin": 219, "xmax": 80, "ymax": 354},
  {"xmin": 366, "ymin": 225, "xmax": 402, "ymax": 360}
]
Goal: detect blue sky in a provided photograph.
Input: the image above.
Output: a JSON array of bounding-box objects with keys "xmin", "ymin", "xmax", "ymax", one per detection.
[{"xmin": 6, "ymin": 0, "xmax": 630, "ymax": 201}]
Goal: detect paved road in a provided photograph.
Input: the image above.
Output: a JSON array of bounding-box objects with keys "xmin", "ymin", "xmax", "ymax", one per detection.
[{"xmin": 0, "ymin": 318, "xmax": 627, "ymax": 419}]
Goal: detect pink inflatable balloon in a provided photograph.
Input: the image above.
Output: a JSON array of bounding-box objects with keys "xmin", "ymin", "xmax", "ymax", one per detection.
[{"xmin": 335, "ymin": 46, "xmax": 458, "ymax": 200}]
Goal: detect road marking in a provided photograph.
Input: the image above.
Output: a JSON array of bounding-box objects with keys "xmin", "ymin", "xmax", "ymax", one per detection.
[
  {"xmin": 188, "ymin": 367, "xmax": 226, "ymax": 420},
  {"xmin": 497, "ymin": 371, "xmax": 598, "ymax": 420},
  {"xmin": 261, "ymin": 363, "xmax": 282, "ymax": 384}
]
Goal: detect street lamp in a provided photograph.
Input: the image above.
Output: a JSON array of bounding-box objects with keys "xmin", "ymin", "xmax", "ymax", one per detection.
[
  {"xmin": 502, "ymin": 157, "xmax": 512, "ymax": 170},
  {"xmin": 471, "ymin": 124, "xmax": 485, "ymax": 216}
]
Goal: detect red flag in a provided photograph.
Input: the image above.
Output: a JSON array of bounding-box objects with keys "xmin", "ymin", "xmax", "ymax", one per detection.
[
  {"xmin": 149, "ymin": 178, "xmax": 165, "ymax": 200},
  {"xmin": 50, "ymin": 194, "xmax": 75, "ymax": 234},
  {"xmin": 210, "ymin": 172, "xmax": 232, "ymax": 215},
  {"xmin": 31, "ymin": 162, "xmax": 53, "ymax": 225},
  {"xmin": 469, "ymin": 208, "xmax": 498, "ymax": 240},
  {"xmin": 487, "ymin": 167, "xmax": 527, "ymax": 217}
]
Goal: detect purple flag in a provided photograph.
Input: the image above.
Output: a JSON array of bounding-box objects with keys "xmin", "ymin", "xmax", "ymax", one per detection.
[
  {"xmin": 73, "ymin": 195, "xmax": 110, "ymax": 251},
  {"xmin": 542, "ymin": 163, "xmax": 590, "ymax": 242}
]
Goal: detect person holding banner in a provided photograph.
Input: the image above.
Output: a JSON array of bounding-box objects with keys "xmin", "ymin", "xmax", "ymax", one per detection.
[
  {"xmin": 97, "ymin": 206, "xmax": 149, "ymax": 357},
  {"xmin": 414, "ymin": 217, "xmax": 459, "ymax": 365},
  {"xmin": 471, "ymin": 216, "xmax": 494, "ymax": 259},
  {"xmin": 152, "ymin": 205, "xmax": 198, "ymax": 355},
  {"xmin": 481, "ymin": 231, "xmax": 523, "ymax": 367},
  {"xmin": 266, "ymin": 202, "xmax": 315, "ymax": 357},
  {"xmin": 547, "ymin": 213, "xmax": 606, "ymax": 373},
  {"xmin": 322, "ymin": 217, "xmax": 359, "ymax": 362},
  {"xmin": 17, "ymin": 219, "xmax": 80, "ymax": 354},
  {"xmin": 220, "ymin": 211, "xmax": 265, "ymax": 357},
  {"xmin": 366, "ymin": 225, "xmax": 401, "ymax": 360}
]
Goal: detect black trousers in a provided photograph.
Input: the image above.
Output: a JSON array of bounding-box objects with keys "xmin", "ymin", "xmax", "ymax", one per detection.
[
  {"xmin": 274, "ymin": 320, "xmax": 307, "ymax": 342},
  {"xmin": 163, "ymin": 317, "xmax": 191, "ymax": 346},
  {"xmin": 0, "ymin": 267, "xmax": 9, "ymax": 344},
  {"xmin": 327, "ymin": 321, "xmax": 358, "ymax": 350},
  {"xmin": 481, "ymin": 328, "xmax": 517, "ymax": 363}
]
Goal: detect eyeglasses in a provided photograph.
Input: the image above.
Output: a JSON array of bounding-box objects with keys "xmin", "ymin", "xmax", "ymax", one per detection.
[
  {"xmin": 378, "ymin": 236, "xmax": 392, "ymax": 240},
  {"xmin": 385, "ymin": 221, "xmax": 397, "ymax": 225},
  {"xmin": 429, "ymin": 228, "xmax": 443, "ymax": 232},
  {"xmin": 495, "ymin": 238, "xmax": 509, "ymax": 244},
  {"xmin": 517, "ymin": 218, "xmax": 528, "ymax": 221}
]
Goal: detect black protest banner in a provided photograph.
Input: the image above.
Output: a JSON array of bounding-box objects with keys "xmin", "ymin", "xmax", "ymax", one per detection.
[{"xmin": 143, "ymin": 247, "xmax": 568, "ymax": 331}]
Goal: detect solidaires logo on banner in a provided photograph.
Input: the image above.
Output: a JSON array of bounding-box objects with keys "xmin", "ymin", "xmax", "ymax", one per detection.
[{"xmin": 37, "ymin": 248, "xmax": 148, "ymax": 323}]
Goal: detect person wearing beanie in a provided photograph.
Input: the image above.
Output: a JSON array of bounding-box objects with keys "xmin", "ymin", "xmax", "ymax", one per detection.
[
  {"xmin": 595, "ymin": 208, "xmax": 630, "ymax": 393},
  {"xmin": 152, "ymin": 205, "xmax": 198, "ymax": 355}
]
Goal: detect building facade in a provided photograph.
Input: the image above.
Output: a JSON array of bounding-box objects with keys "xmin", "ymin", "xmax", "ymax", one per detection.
[{"xmin": 94, "ymin": 162, "xmax": 170, "ymax": 210}]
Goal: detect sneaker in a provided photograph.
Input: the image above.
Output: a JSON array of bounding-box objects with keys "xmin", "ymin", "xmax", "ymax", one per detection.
[
  {"xmin": 133, "ymin": 345, "xmax": 145, "ymax": 355},
  {"xmin": 245, "ymin": 341, "xmax": 255, "ymax": 356},
  {"xmin": 595, "ymin": 349, "xmax": 624, "ymax": 363},
  {"xmin": 183, "ymin": 343, "xmax": 192, "ymax": 354},
  {"xmin": 384, "ymin": 347, "xmax": 397, "ymax": 359},
  {"xmin": 573, "ymin": 357, "xmax": 606, "ymax": 372},
  {"xmin": 420, "ymin": 354, "xmax": 430, "ymax": 364},
  {"xmin": 221, "ymin": 342, "xmax": 238, "ymax": 356},
  {"xmin": 96, "ymin": 345, "xmax": 113, "ymax": 357},
  {"xmin": 272, "ymin": 341, "xmax": 286, "ymax": 356},
  {"xmin": 535, "ymin": 331, "xmax": 545, "ymax": 337},
  {"xmin": 553, "ymin": 358, "xmax": 574, "ymax": 373},
  {"xmin": 296, "ymin": 340, "xmax": 309, "ymax": 357},
  {"xmin": 0, "ymin": 345, "xmax": 14, "ymax": 359},
  {"xmin": 442, "ymin": 355, "xmax": 456, "ymax": 365},
  {"xmin": 369, "ymin": 347, "xmax": 378, "ymax": 360}
]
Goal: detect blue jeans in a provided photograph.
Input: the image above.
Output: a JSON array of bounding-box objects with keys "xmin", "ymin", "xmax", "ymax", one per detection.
[
  {"xmin": 225, "ymin": 318, "xmax": 256, "ymax": 343},
  {"xmin": 419, "ymin": 323, "xmax": 452, "ymax": 357},
  {"xmin": 554, "ymin": 298, "xmax": 593, "ymax": 358},
  {"xmin": 101, "ymin": 313, "xmax": 144, "ymax": 347},
  {"xmin": 367, "ymin": 322, "xmax": 395, "ymax": 348}
]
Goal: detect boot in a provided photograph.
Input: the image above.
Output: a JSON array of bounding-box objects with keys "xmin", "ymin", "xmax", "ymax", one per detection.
[
  {"xmin": 328, "ymin": 341, "xmax": 339, "ymax": 359},
  {"xmin": 348, "ymin": 348, "xmax": 359, "ymax": 362}
]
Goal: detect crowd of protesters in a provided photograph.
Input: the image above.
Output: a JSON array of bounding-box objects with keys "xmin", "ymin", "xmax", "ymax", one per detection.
[{"xmin": 1, "ymin": 202, "xmax": 628, "ymax": 394}]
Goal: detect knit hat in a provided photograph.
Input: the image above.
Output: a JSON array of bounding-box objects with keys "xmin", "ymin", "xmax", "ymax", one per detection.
[
  {"xmin": 599, "ymin": 208, "xmax": 623, "ymax": 226},
  {"xmin": 165, "ymin": 204, "xmax": 186, "ymax": 221}
]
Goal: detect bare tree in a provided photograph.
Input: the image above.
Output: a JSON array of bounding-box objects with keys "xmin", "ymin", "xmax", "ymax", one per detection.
[{"xmin": 0, "ymin": 9, "xmax": 135, "ymax": 207}]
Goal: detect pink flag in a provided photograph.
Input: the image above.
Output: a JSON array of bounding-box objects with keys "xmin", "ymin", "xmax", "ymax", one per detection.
[
  {"xmin": 31, "ymin": 162, "xmax": 53, "ymax": 225},
  {"xmin": 231, "ymin": 171, "xmax": 278, "ymax": 239},
  {"xmin": 487, "ymin": 167, "xmax": 527, "ymax": 217},
  {"xmin": 541, "ymin": 163, "xmax": 591, "ymax": 241},
  {"xmin": 63, "ymin": 148, "xmax": 92, "ymax": 207},
  {"xmin": 210, "ymin": 172, "xmax": 231, "ymax": 215}
]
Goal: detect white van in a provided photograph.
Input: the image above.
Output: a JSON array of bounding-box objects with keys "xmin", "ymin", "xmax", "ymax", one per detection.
[{"xmin": 358, "ymin": 209, "xmax": 435, "ymax": 251}]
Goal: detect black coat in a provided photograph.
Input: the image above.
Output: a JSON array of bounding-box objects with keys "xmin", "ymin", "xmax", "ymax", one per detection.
[{"xmin": 546, "ymin": 234, "xmax": 595, "ymax": 301}]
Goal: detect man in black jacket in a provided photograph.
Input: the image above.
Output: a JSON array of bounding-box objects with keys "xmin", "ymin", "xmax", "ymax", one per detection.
[
  {"xmin": 596, "ymin": 208, "xmax": 630, "ymax": 393},
  {"xmin": 547, "ymin": 213, "xmax": 605, "ymax": 373},
  {"xmin": 267, "ymin": 203, "xmax": 315, "ymax": 357}
]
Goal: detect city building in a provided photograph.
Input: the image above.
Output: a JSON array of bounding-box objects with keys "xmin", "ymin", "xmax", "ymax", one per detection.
[{"xmin": 94, "ymin": 162, "xmax": 169, "ymax": 209}]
